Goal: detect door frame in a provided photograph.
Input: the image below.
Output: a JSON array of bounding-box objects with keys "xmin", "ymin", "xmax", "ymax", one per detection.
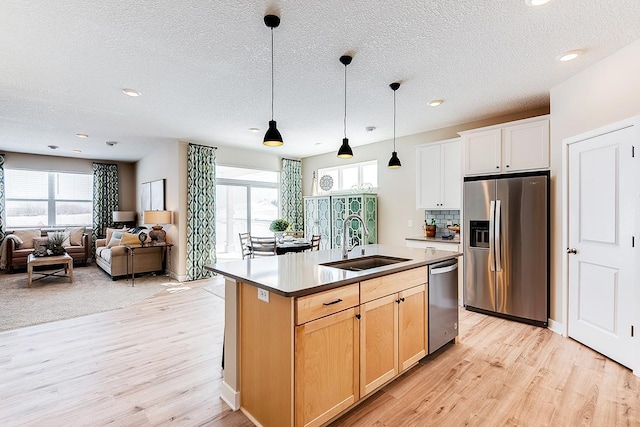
[{"xmin": 562, "ymin": 115, "xmax": 640, "ymax": 376}]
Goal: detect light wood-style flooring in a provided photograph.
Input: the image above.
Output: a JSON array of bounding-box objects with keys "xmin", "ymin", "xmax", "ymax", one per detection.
[{"xmin": 0, "ymin": 278, "xmax": 637, "ymax": 426}]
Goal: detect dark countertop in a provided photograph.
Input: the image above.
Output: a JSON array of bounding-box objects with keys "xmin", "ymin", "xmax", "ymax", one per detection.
[{"xmin": 206, "ymin": 244, "xmax": 461, "ymax": 298}]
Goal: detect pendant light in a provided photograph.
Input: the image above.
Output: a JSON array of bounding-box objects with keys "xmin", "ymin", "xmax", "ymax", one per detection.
[
  {"xmin": 263, "ymin": 14, "xmax": 283, "ymax": 147},
  {"xmin": 387, "ymin": 82, "xmax": 402, "ymax": 168},
  {"xmin": 337, "ymin": 55, "xmax": 353, "ymax": 158}
]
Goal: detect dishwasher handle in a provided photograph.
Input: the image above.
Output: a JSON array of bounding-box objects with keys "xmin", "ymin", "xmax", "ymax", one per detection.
[{"xmin": 430, "ymin": 263, "xmax": 458, "ymax": 275}]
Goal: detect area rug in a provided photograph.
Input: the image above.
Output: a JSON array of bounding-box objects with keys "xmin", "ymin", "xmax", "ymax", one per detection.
[{"xmin": 0, "ymin": 265, "xmax": 179, "ymax": 331}]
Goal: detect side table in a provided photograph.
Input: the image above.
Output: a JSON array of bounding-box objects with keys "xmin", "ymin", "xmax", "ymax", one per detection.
[{"xmin": 124, "ymin": 243, "xmax": 173, "ymax": 287}]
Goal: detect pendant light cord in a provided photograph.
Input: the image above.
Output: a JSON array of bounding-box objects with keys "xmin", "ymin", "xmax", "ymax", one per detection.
[
  {"xmin": 270, "ymin": 28, "xmax": 274, "ymax": 121},
  {"xmin": 393, "ymin": 89, "xmax": 396, "ymax": 150},
  {"xmin": 344, "ymin": 64, "xmax": 347, "ymax": 139}
]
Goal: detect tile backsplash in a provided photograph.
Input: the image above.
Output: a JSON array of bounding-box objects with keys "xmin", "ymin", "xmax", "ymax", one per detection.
[{"xmin": 424, "ymin": 210, "xmax": 460, "ymax": 234}]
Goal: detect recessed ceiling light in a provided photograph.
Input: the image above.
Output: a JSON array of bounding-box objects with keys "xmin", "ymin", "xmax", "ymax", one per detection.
[
  {"xmin": 365, "ymin": 126, "xmax": 376, "ymax": 132},
  {"xmin": 76, "ymin": 133, "xmax": 89, "ymax": 138},
  {"xmin": 105, "ymin": 141, "xmax": 118, "ymax": 146},
  {"xmin": 525, "ymin": 0, "xmax": 551, "ymax": 6},
  {"xmin": 122, "ymin": 88, "xmax": 141, "ymax": 97},
  {"xmin": 249, "ymin": 127, "xmax": 260, "ymax": 133},
  {"xmin": 72, "ymin": 149, "xmax": 82, "ymax": 153},
  {"xmin": 558, "ymin": 49, "xmax": 583, "ymax": 62},
  {"xmin": 315, "ymin": 142, "xmax": 323, "ymax": 146},
  {"xmin": 428, "ymin": 99, "xmax": 444, "ymax": 107},
  {"xmin": 47, "ymin": 145, "xmax": 58, "ymax": 150}
]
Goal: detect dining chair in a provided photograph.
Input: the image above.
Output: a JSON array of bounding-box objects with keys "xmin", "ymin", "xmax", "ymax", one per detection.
[
  {"xmin": 310, "ymin": 234, "xmax": 321, "ymax": 251},
  {"xmin": 239, "ymin": 232, "xmax": 252, "ymax": 259},
  {"xmin": 250, "ymin": 236, "xmax": 277, "ymax": 256}
]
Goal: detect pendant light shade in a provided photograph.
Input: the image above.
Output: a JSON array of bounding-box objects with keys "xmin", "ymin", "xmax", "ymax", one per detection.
[
  {"xmin": 338, "ymin": 138, "xmax": 353, "ymax": 158},
  {"xmin": 337, "ymin": 55, "xmax": 353, "ymax": 158},
  {"xmin": 263, "ymin": 15, "xmax": 283, "ymax": 147},
  {"xmin": 388, "ymin": 82, "xmax": 402, "ymax": 168}
]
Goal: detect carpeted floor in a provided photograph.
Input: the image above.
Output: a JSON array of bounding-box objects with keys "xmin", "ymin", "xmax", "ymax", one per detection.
[{"xmin": 0, "ymin": 264, "xmax": 180, "ymax": 331}]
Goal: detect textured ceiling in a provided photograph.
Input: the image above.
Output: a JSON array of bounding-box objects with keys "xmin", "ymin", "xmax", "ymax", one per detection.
[{"xmin": 1, "ymin": 0, "xmax": 640, "ymax": 162}]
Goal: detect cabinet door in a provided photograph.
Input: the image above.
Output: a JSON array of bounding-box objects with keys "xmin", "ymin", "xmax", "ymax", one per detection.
[
  {"xmin": 464, "ymin": 129, "xmax": 501, "ymax": 175},
  {"xmin": 416, "ymin": 144, "xmax": 441, "ymax": 209},
  {"xmin": 398, "ymin": 284, "xmax": 427, "ymax": 371},
  {"xmin": 295, "ymin": 307, "xmax": 359, "ymax": 427},
  {"xmin": 503, "ymin": 119, "xmax": 549, "ymax": 172},
  {"xmin": 360, "ymin": 294, "xmax": 398, "ymax": 397},
  {"xmin": 440, "ymin": 140, "xmax": 461, "ymax": 209}
]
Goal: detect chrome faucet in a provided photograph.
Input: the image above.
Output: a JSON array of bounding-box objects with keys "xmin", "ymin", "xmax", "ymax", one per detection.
[{"xmin": 342, "ymin": 214, "xmax": 370, "ymax": 259}]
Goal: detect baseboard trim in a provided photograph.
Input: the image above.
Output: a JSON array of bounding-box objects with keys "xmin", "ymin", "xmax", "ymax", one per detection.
[
  {"xmin": 548, "ymin": 319, "xmax": 565, "ymax": 336},
  {"xmin": 220, "ymin": 380, "xmax": 240, "ymax": 411}
]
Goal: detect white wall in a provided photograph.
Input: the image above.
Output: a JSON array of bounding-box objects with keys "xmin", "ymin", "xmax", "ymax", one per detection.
[
  {"xmin": 549, "ymin": 38, "xmax": 640, "ymax": 328},
  {"xmin": 301, "ymin": 108, "xmax": 549, "ymax": 247}
]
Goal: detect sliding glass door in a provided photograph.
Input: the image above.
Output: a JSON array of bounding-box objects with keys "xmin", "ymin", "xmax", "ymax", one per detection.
[{"xmin": 216, "ymin": 166, "xmax": 279, "ymax": 261}]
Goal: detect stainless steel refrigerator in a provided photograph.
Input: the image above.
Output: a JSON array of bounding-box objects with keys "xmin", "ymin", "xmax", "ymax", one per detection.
[{"xmin": 463, "ymin": 171, "xmax": 549, "ymax": 326}]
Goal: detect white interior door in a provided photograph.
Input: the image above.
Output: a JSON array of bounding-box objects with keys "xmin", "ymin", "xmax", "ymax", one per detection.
[{"xmin": 567, "ymin": 122, "xmax": 637, "ymax": 371}]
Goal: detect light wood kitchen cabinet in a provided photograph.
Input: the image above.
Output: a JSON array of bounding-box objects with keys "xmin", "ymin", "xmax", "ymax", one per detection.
[
  {"xmin": 416, "ymin": 138, "xmax": 461, "ymax": 209},
  {"xmin": 461, "ymin": 115, "xmax": 549, "ymax": 176},
  {"xmin": 295, "ymin": 307, "xmax": 359, "ymax": 427},
  {"xmin": 360, "ymin": 268, "xmax": 427, "ymax": 397}
]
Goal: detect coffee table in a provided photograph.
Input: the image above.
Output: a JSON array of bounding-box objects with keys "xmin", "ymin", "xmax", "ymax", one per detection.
[{"xmin": 27, "ymin": 253, "xmax": 74, "ymax": 288}]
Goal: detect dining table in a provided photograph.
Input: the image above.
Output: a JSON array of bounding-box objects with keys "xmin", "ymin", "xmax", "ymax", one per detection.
[{"xmin": 275, "ymin": 239, "xmax": 312, "ymax": 255}]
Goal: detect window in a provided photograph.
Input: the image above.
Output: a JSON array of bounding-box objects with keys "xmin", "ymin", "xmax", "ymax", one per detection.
[
  {"xmin": 5, "ymin": 169, "xmax": 93, "ymax": 228},
  {"xmin": 318, "ymin": 160, "xmax": 378, "ymax": 192}
]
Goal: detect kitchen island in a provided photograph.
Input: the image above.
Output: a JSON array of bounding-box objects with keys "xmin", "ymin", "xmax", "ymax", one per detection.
[{"xmin": 207, "ymin": 244, "xmax": 461, "ymax": 427}]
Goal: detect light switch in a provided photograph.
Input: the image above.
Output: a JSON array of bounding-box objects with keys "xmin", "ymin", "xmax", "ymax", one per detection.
[{"xmin": 408, "ymin": 219, "xmax": 413, "ymax": 227}]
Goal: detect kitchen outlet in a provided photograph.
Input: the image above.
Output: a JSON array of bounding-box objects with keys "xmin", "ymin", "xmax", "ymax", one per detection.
[
  {"xmin": 408, "ymin": 219, "xmax": 413, "ymax": 227},
  {"xmin": 446, "ymin": 220, "xmax": 453, "ymax": 226},
  {"xmin": 258, "ymin": 288, "xmax": 269, "ymax": 303}
]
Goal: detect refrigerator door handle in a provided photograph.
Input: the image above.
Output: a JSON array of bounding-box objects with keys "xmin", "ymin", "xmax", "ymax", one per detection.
[
  {"xmin": 495, "ymin": 200, "xmax": 502, "ymax": 272},
  {"xmin": 489, "ymin": 200, "xmax": 496, "ymax": 272}
]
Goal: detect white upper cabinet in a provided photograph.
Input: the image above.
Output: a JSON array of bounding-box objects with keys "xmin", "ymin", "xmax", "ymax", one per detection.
[
  {"xmin": 461, "ymin": 115, "xmax": 550, "ymax": 176},
  {"xmin": 416, "ymin": 138, "xmax": 461, "ymax": 210}
]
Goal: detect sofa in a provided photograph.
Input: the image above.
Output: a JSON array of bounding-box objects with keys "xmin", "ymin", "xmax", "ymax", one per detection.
[
  {"xmin": 4, "ymin": 228, "xmax": 89, "ymax": 272},
  {"xmin": 95, "ymin": 228, "xmax": 164, "ymax": 280}
]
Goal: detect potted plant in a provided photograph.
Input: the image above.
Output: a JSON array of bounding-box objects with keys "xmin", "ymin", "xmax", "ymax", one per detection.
[
  {"xmin": 269, "ymin": 218, "xmax": 290, "ymax": 242},
  {"xmin": 48, "ymin": 231, "xmax": 67, "ymax": 255},
  {"xmin": 424, "ymin": 218, "xmax": 437, "ymax": 238}
]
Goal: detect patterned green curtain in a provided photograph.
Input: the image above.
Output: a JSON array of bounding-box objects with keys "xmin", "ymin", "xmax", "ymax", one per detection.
[
  {"xmin": 0, "ymin": 154, "xmax": 5, "ymax": 243},
  {"xmin": 186, "ymin": 143, "xmax": 216, "ymax": 281},
  {"xmin": 92, "ymin": 163, "xmax": 119, "ymax": 257},
  {"xmin": 281, "ymin": 158, "xmax": 303, "ymax": 232}
]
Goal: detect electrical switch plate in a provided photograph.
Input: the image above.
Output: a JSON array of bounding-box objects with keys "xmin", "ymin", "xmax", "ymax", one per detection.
[
  {"xmin": 258, "ymin": 288, "xmax": 269, "ymax": 303},
  {"xmin": 408, "ymin": 219, "xmax": 413, "ymax": 227},
  {"xmin": 446, "ymin": 220, "xmax": 453, "ymax": 226}
]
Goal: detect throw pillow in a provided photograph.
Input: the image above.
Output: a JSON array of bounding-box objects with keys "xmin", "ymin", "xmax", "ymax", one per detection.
[
  {"xmin": 120, "ymin": 232, "xmax": 141, "ymax": 247},
  {"xmin": 65, "ymin": 227, "xmax": 85, "ymax": 246},
  {"xmin": 107, "ymin": 231, "xmax": 124, "ymax": 248},
  {"xmin": 105, "ymin": 227, "xmax": 126, "ymax": 243},
  {"xmin": 47, "ymin": 231, "xmax": 71, "ymax": 247},
  {"xmin": 12, "ymin": 229, "xmax": 41, "ymax": 249},
  {"xmin": 33, "ymin": 237, "xmax": 49, "ymax": 256}
]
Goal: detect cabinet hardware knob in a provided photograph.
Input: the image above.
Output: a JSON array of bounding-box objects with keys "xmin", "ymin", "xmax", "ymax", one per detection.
[
  {"xmin": 323, "ymin": 299, "xmax": 343, "ymax": 306},
  {"xmin": 506, "ymin": 165, "xmax": 510, "ymax": 168},
  {"xmin": 400, "ymin": 297, "xmax": 405, "ymax": 302},
  {"xmin": 567, "ymin": 248, "xmax": 577, "ymax": 254},
  {"xmin": 355, "ymin": 314, "xmax": 361, "ymax": 319},
  {"xmin": 496, "ymin": 166, "xmax": 500, "ymax": 169}
]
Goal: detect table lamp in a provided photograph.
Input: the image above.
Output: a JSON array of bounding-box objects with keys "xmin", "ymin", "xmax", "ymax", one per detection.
[
  {"xmin": 112, "ymin": 211, "xmax": 135, "ymax": 228},
  {"xmin": 144, "ymin": 210, "xmax": 172, "ymax": 242}
]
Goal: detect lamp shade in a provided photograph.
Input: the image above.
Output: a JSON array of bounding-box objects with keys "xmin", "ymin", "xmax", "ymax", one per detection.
[
  {"xmin": 263, "ymin": 120, "xmax": 283, "ymax": 146},
  {"xmin": 144, "ymin": 210, "xmax": 172, "ymax": 225},
  {"xmin": 112, "ymin": 211, "xmax": 135, "ymax": 222},
  {"xmin": 337, "ymin": 138, "xmax": 353, "ymax": 158}
]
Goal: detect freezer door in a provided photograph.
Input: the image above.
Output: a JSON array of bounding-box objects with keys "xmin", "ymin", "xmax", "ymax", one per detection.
[
  {"xmin": 495, "ymin": 175, "xmax": 548, "ymax": 323},
  {"xmin": 463, "ymin": 179, "xmax": 495, "ymax": 312}
]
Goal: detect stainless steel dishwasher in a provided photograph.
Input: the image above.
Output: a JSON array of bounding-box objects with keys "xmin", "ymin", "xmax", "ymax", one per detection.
[{"xmin": 428, "ymin": 259, "xmax": 459, "ymax": 353}]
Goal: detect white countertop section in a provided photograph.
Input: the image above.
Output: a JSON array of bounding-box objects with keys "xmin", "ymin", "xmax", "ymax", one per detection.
[
  {"xmin": 207, "ymin": 244, "xmax": 461, "ymax": 297},
  {"xmin": 405, "ymin": 236, "xmax": 460, "ymax": 244}
]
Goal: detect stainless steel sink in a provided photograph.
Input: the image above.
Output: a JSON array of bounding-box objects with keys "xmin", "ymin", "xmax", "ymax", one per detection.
[{"xmin": 321, "ymin": 255, "xmax": 410, "ymax": 271}]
